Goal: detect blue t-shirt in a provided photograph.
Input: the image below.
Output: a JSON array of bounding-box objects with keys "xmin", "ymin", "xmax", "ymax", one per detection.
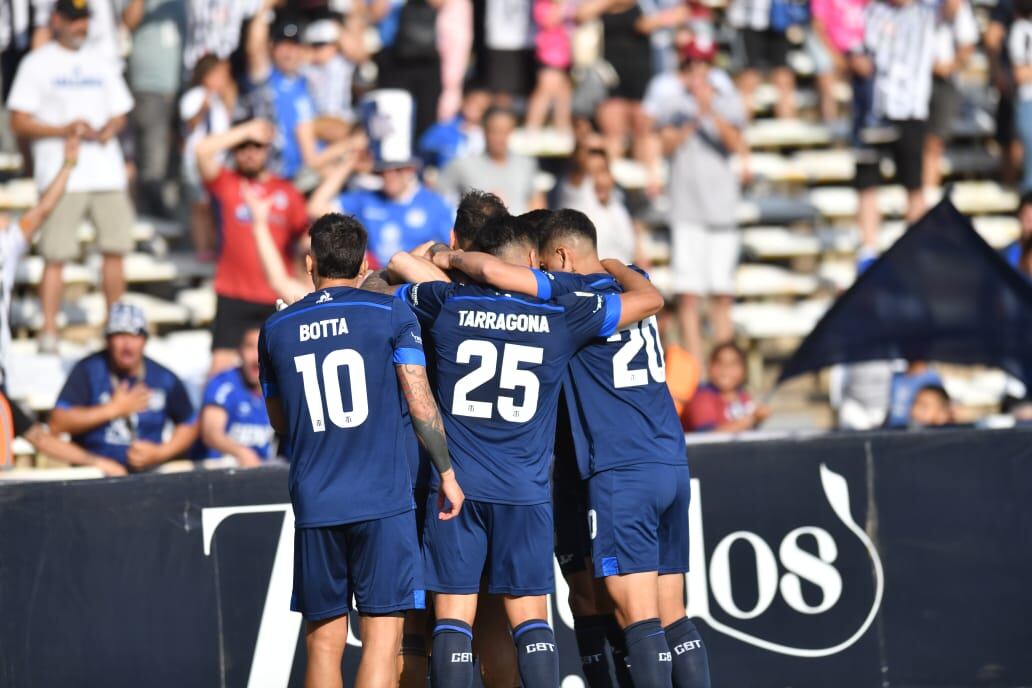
[
  {"xmin": 248, "ymin": 68, "xmax": 316, "ymax": 179},
  {"xmin": 1002, "ymin": 241, "xmax": 1022, "ymax": 269},
  {"xmin": 418, "ymin": 116, "xmax": 471, "ymax": 169},
  {"xmin": 397, "ymin": 281, "xmax": 621, "ymax": 504},
  {"xmin": 886, "ymin": 369, "xmax": 943, "ymax": 428},
  {"xmin": 200, "ymin": 367, "xmax": 274, "ymax": 460},
  {"xmin": 338, "ymin": 185, "xmax": 453, "ymax": 266},
  {"xmin": 259, "ymin": 286, "xmax": 425, "ymax": 527},
  {"xmin": 55, "ymin": 352, "xmax": 196, "ymax": 465},
  {"xmin": 539, "ymin": 271, "xmax": 687, "ymax": 478}
]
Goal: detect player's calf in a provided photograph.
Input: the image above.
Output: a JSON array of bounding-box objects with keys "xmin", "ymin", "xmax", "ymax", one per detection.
[
  {"xmin": 512, "ymin": 619, "xmax": 560, "ymax": 688},
  {"xmin": 624, "ymin": 618, "xmax": 674, "ymax": 688},
  {"xmin": 357, "ymin": 613, "xmax": 405, "ymax": 688},
  {"xmin": 431, "ymin": 618, "xmax": 476, "ymax": 688},
  {"xmin": 664, "ymin": 617, "xmax": 711, "ymax": 688},
  {"xmin": 304, "ymin": 616, "xmax": 350, "ymax": 688}
]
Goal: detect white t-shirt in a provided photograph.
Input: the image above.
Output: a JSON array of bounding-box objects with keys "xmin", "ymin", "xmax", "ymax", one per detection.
[
  {"xmin": 0, "ymin": 225, "xmax": 28, "ymax": 385},
  {"xmin": 179, "ymin": 85, "xmax": 230, "ymax": 186},
  {"xmin": 934, "ymin": 0, "xmax": 977, "ymax": 67},
  {"xmin": 1010, "ymin": 19, "xmax": 1032, "ymax": 100},
  {"xmin": 7, "ymin": 42, "xmax": 134, "ymax": 193},
  {"xmin": 574, "ymin": 193, "xmax": 636, "ymax": 264},
  {"xmin": 485, "ymin": 0, "xmax": 533, "ymax": 50}
]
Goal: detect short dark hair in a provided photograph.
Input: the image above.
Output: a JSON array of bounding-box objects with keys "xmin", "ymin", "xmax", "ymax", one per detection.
[
  {"xmin": 518, "ymin": 209, "xmax": 553, "ymax": 247},
  {"xmin": 916, "ymin": 384, "xmax": 950, "ymax": 404},
  {"xmin": 309, "ymin": 213, "xmax": 367, "ymax": 279},
  {"xmin": 483, "ymin": 106, "xmax": 517, "ymax": 127},
  {"xmin": 709, "ymin": 341, "xmax": 746, "ymax": 367},
  {"xmin": 1020, "ymin": 189, "xmax": 1032, "ymax": 211},
  {"xmin": 540, "ymin": 208, "xmax": 597, "ymax": 250},
  {"xmin": 455, "ymin": 190, "xmax": 508, "ymax": 249},
  {"xmin": 471, "ymin": 214, "xmax": 537, "ymax": 257}
]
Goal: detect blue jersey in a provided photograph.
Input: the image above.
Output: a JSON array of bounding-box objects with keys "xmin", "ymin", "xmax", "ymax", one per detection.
[
  {"xmin": 338, "ymin": 185, "xmax": 453, "ymax": 266},
  {"xmin": 55, "ymin": 352, "xmax": 196, "ymax": 465},
  {"xmin": 397, "ymin": 281, "xmax": 622, "ymax": 504},
  {"xmin": 259, "ymin": 287, "xmax": 426, "ymax": 527},
  {"xmin": 248, "ymin": 68, "xmax": 316, "ymax": 179},
  {"xmin": 540, "ymin": 271, "xmax": 686, "ymax": 478},
  {"xmin": 418, "ymin": 116, "xmax": 473, "ymax": 169},
  {"xmin": 200, "ymin": 367, "xmax": 275, "ymax": 460}
]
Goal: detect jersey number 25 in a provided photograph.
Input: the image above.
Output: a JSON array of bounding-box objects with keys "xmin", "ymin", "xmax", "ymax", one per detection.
[
  {"xmin": 293, "ymin": 351, "xmax": 369, "ymax": 431},
  {"xmin": 452, "ymin": 340, "xmax": 543, "ymax": 423}
]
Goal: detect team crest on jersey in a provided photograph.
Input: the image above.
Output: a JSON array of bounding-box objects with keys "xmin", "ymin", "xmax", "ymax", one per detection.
[
  {"xmin": 405, "ymin": 208, "xmax": 427, "ymax": 228},
  {"xmin": 316, "ymin": 291, "xmax": 333, "ymax": 304}
]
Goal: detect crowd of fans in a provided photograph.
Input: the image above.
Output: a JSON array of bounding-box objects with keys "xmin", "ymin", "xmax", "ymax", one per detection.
[{"xmin": 0, "ymin": 0, "xmax": 1030, "ymax": 472}]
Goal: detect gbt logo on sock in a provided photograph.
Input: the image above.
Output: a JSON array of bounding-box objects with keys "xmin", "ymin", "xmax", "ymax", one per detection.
[
  {"xmin": 673, "ymin": 639, "xmax": 703, "ymax": 655},
  {"xmin": 526, "ymin": 642, "xmax": 556, "ymax": 653},
  {"xmin": 658, "ymin": 652, "xmax": 672, "ymax": 662},
  {"xmin": 451, "ymin": 652, "xmax": 474, "ymax": 663}
]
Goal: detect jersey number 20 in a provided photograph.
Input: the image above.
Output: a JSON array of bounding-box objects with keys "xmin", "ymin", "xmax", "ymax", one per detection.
[
  {"xmin": 452, "ymin": 340, "xmax": 543, "ymax": 423},
  {"xmin": 293, "ymin": 351, "xmax": 368, "ymax": 432},
  {"xmin": 608, "ymin": 316, "xmax": 666, "ymax": 388}
]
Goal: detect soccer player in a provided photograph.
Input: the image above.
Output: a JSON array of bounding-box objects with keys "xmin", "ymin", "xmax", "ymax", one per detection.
[
  {"xmin": 433, "ymin": 208, "xmax": 712, "ymax": 688},
  {"xmin": 380, "ymin": 215, "xmax": 663, "ymax": 688},
  {"xmin": 258, "ymin": 213, "xmax": 464, "ymax": 688}
]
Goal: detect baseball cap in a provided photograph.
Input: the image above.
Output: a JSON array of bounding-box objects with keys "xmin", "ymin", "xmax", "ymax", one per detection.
[
  {"xmin": 680, "ymin": 35, "xmax": 717, "ymax": 63},
  {"xmin": 304, "ymin": 19, "xmax": 341, "ymax": 45},
  {"xmin": 105, "ymin": 302, "xmax": 148, "ymax": 338},
  {"xmin": 54, "ymin": 0, "xmax": 91, "ymax": 19},
  {"xmin": 271, "ymin": 19, "xmax": 303, "ymax": 44}
]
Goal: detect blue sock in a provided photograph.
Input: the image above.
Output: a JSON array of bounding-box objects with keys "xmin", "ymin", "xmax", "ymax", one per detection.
[
  {"xmin": 604, "ymin": 613, "xmax": 634, "ymax": 688},
  {"xmin": 430, "ymin": 619, "xmax": 475, "ymax": 688},
  {"xmin": 573, "ymin": 615, "xmax": 616, "ymax": 688},
  {"xmin": 512, "ymin": 619, "xmax": 560, "ymax": 688},
  {"xmin": 665, "ymin": 618, "xmax": 711, "ymax": 688},
  {"xmin": 623, "ymin": 618, "xmax": 673, "ymax": 688}
]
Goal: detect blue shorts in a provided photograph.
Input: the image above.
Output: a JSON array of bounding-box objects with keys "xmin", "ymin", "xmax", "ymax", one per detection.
[
  {"xmin": 422, "ymin": 495, "xmax": 555, "ymax": 596},
  {"xmin": 588, "ymin": 463, "xmax": 690, "ymax": 578},
  {"xmin": 292, "ymin": 509, "xmax": 426, "ymax": 620}
]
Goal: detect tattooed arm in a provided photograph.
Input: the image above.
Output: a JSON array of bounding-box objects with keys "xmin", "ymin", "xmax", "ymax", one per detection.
[
  {"xmin": 360, "ymin": 269, "xmax": 398, "ymax": 295},
  {"xmin": 396, "ymin": 363, "xmax": 464, "ymax": 519}
]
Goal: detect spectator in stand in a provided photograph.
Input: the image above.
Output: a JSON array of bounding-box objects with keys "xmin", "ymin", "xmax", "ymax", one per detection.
[
  {"xmin": 525, "ymin": 0, "xmax": 573, "ymax": 133},
  {"xmin": 418, "ymin": 87, "xmax": 489, "ymax": 170},
  {"xmin": 199, "ymin": 327, "xmax": 274, "ymax": 466},
  {"xmin": 556, "ymin": 130, "xmax": 608, "ymax": 207},
  {"xmin": 436, "ymin": 0, "xmax": 473, "ymax": 121},
  {"xmin": 475, "ymin": 0, "xmax": 535, "ymax": 106},
  {"xmin": 908, "ymin": 384, "xmax": 953, "ymax": 428},
  {"xmin": 853, "ymin": 0, "xmax": 947, "ymax": 258},
  {"xmin": 35, "ymin": 0, "xmax": 145, "ymax": 68},
  {"xmin": 180, "ymin": 55, "xmax": 235, "ymax": 260},
  {"xmin": 1009, "ymin": 0, "xmax": 1032, "ymax": 191},
  {"xmin": 567, "ymin": 153, "xmax": 643, "ymax": 265},
  {"xmin": 195, "ymin": 118, "xmax": 310, "ymax": 374},
  {"xmin": 924, "ymin": 0, "xmax": 977, "ymax": 191},
  {"xmin": 182, "ymin": 0, "xmax": 259, "ymax": 71},
  {"xmin": 1002, "ymin": 191, "xmax": 1032, "ymax": 267},
  {"xmin": 1019, "ymin": 235, "xmax": 1032, "ymax": 277},
  {"xmin": 885, "ymin": 360, "xmax": 942, "ymax": 428},
  {"xmin": 726, "ymin": 0, "xmax": 796, "ymax": 118},
  {"xmin": 645, "ymin": 37, "xmax": 748, "ymax": 364},
  {"xmin": 48, "ymin": 302, "xmax": 198, "ymax": 472},
  {"xmin": 300, "ymin": 16, "xmax": 366, "ymax": 127},
  {"xmin": 986, "ymin": 0, "xmax": 1021, "ymax": 186},
  {"xmin": 375, "ymin": 0, "xmax": 443, "ymax": 137},
  {"xmin": 684, "ymin": 342, "xmax": 769, "ymax": 432},
  {"xmin": 438, "ymin": 106, "xmax": 545, "ymax": 214},
  {"xmin": 811, "ymin": 0, "xmax": 868, "ymax": 121},
  {"xmin": 127, "ymin": 0, "xmax": 186, "ymax": 217},
  {"xmin": 7, "ymin": 0, "xmax": 136, "ymax": 353}
]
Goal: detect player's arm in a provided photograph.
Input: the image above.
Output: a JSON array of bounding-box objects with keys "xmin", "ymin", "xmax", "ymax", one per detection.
[
  {"xmin": 22, "ymin": 423, "xmax": 127, "ymax": 476},
  {"xmin": 265, "ymin": 396, "xmax": 287, "ymax": 436},
  {"xmin": 200, "ymin": 406, "xmax": 262, "ymax": 467},
  {"xmin": 386, "ymin": 250, "xmax": 451, "ymax": 284},
  {"xmin": 49, "ymin": 380, "xmax": 151, "ymax": 436},
  {"xmin": 195, "ymin": 119, "xmax": 275, "ymax": 182},
  {"xmin": 242, "ymin": 182, "xmax": 309, "ymax": 304},
  {"xmin": 396, "ymin": 363, "xmax": 464, "ymax": 520},
  {"xmin": 18, "ymin": 136, "xmax": 78, "ymax": 241},
  {"xmin": 601, "ymin": 259, "xmax": 664, "ymax": 329},
  {"xmin": 432, "ymin": 250, "xmax": 541, "ymax": 296}
]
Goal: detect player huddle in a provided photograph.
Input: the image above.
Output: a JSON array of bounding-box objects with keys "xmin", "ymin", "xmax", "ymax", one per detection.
[{"xmin": 258, "ymin": 191, "xmax": 711, "ymax": 688}]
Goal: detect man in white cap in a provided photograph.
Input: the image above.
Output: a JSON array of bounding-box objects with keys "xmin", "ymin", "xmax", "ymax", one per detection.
[{"xmin": 49, "ymin": 302, "xmax": 198, "ymax": 471}]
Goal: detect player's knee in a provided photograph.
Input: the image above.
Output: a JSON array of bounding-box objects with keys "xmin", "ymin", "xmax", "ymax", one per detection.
[
  {"xmin": 305, "ymin": 618, "xmax": 349, "ymax": 658},
  {"xmin": 513, "ymin": 619, "xmax": 560, "ymax": 688}
]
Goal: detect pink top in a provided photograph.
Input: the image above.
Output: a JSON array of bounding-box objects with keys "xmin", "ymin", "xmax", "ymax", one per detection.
[
  {"xmin": 811, "ymin": 0, "xmax": 867, "ymax": 55},
  {"xmin": 534, "ymin": 0, "xmax": 572, "ymax": 69}
]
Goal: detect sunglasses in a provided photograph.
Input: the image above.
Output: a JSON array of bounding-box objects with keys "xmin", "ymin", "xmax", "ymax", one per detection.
[{"xmin": 236, "ymin": 140, "xmax": 269, "ymax": 151}]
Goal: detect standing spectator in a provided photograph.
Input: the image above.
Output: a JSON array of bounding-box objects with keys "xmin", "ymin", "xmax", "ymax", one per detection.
[
  {"xmin": 195, "ymin": 118, "xmax": 310, "ymax": 374},
  {"xmin": 199, "ymin": 327, "xmax": 274, "ymax": 466},
  {"xmin": 726, "ymin": 0, "xmax": 797, "ymax": 118},
  {"xmin": 376, "ymin": 0, "xmax": 443, "ymax": 137},
  {"xmin": 556, "ymin": 130, "xmax": 608, "ymax": 207},
  {"xmin": 811, "ymin": 0, "xmax": 868, "ymax": 120},
  {"xmin": 1010, "ymin": 0, "xmax": 1032, "ymax": 190},
  {"xmin": 645, "ymin": 39, "xmax": 748, "ymax": 364},
  {"xmin": 180, "ymin": 55, "xmax": 234, "ymax": 259},
  {"xmin": 567, "ymin": 154, "xmax": 642, "ymax": 264},
  {"xmin": 683, "ymin": 342, "xmax": 769, "ymax": 432},
  {"xmin": 525, "ymin": 0, "xmax": 574, "ymax": 133},
  {"xmin": 36, "ymin": 0, "xmax": 146, "ymax": 67},
  {"xmin": 300, "ymin": 17, "xmax": 365, "ymax": 126},
  {"xmin": 48, "ymin": 302, "xmax": 198, "ymax": 471},
  {"xmin": 436, "ymin": 0, "xmax": 473, "ymax": 121},
  {"xmin": 475, "ymin": 0, "xmax": 535, "ymax": 105},
  {"xmin": 852, "ymin": 0, "xmax": 943, "ymax": 254},
  {"xmin": 924, "ymin": 0, "xmax": 977, "ymax": 191},
  {"xmin": 438, "ymin": 106, "xmax": 545, "ymax": 214},
  {"xmin": 986, "ymin": 0, "xmax": 1021, "ymax": 186},
  {"xmin": 7, "ymin": 0, "xmax": 136, "ymax": 353},
  {"xmin": 418, "ymin": 87, "xmax": 489, "ymax": 170},
  {"xmin": 127, "ymin": 0, "xmax": 186, "ymax": 217},
  {"xmin": 183, "ymin": 0, "xmax": 259, "ymax": 71}
]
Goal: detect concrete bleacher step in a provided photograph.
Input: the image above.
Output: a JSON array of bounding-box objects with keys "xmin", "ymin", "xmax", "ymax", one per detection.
[
  {"xmin": 737, "ymin": 194, "xmax": 819, "ymax": 226},
  {"xmin": 751, "ymin": 147, "xmax": 999, "ymax": 186},
  {"xmin": 11, "ymin": 291, "xmax": 190, "ymax": 332},
  {"xmin": 175, "ymin": 285, "xmax": 217, "ymax": 326},
  {"xmin": 732, "ymin": 298, "xmax": 831, "ymax": 340},
  {"xmin": 5, "ymin": 338, "xmax": 91, "ymax": 411},
  {"xmin": 735, "ymin": 263, "xmax": 819, "ymax": 297},
  {"xmin": 15, "ymin": 255, "xmax": 98, "ymax": 286},
  {"xmin": 83, "ymin": 252, "xmax": 178, "ymax": 283},
  {"xmin": 745, "ymin": 119, "xmax": 833, "ymax": 149},
  {"xmin": 808, "ymin": 182, "xmax": 1019, "ymax": 220},
  {"xmin": 510, "ymin": 127, "xmax": 576, "ymax": 158},
  {"xmin": 167, "ymin": 252, "xmax": 216, "ymax": 281},
  {"xmin": 0, "ymin": 178, "xmax": 37, "ymax": 209},
  {"xmin": 76, "ymin": 220, "xmax": 155, "ymax": 244}
]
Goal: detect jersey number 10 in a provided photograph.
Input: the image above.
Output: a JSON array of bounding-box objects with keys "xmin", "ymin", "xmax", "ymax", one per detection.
[
  {"xmin": 608, "ymin": 316, "xmax": 666, "ymax": 388},
  {"xmin": 293, "ymin": 351, "xmax": 369, "ymax": 432}
]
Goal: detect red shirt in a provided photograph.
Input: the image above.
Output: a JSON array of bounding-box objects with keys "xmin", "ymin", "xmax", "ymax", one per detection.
[
  {"xmin": 206, "ymin": 168, "xmax": 308, "ymax": 304},
  {"xmin": 682, "ymin": 383, "xmax": 755, "ymax": 432}
]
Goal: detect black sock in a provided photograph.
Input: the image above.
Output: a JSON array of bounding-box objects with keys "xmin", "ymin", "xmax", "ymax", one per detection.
[
  {"xmin": 623, "ymin": 618, "xmax": 673, "ymax": 688},
  {"xmin": 512, "ymin": 619, "xmax": 560, "ymax": 688},
  {"xmin": 573, "ymin": 614, "xmax": 615, "ymax": 688},
  {"xmin": 604, "ymin": 613, "xmax": 634, "ymax": 688},
  {"xmin": 430, "ymin": 619, "xmax": 475, "ymax": 688},
  {"xmin": 665, "ymin": 617, "xmax": 711, "ymax": 688}
]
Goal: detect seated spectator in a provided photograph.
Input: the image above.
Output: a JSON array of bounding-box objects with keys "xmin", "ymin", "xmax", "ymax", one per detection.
[
  {"xmin": 646, "ymin": 38, "xmax": 748, "ymax": 364},
  {"xmin": 418, "ymin": 88, "xmax": 489, "ymax": 170},
  {"xmin": 1002, "ymin": 191, "xmax": 1032, "ymax": 267},
  {"xmin": 0, "ymin": 389, "xmax": 127, "ymax": 476},
  {"xmin": 300, "ymin": 17, "xmax": 366, "ymax": 125},
  {"xmin": 908, "ymin": 384, "xmax": 953, "ymax": 428},
  {"xmin": 199, "ymin": 328, "xmax": 274, "ymax": 466},
  {"xmin": 885, "ymin": 360, "xmax": 943, "ymax": 428},
  {"xmin": 568, "ymin": 158, "xmax": 642, "ymax": 265},
  {"xmin": 684, "ymin": 342, "xmax": 769, "ymax": 432},
  {"xmin": 437, "ymin": 106, "xmax": 545, "ymax": 214},
  {"xmin": 556, "ymin": 131, "xmax": 608, "ymax": 207},
  {"xmin": 726, "ymin": 0, "xmax": 796, "ymax": 118},
  {"xmin": 195, "ymin": 117, "xmax": 310, "ymax": 374},
  {"xmin": 179, "ymin": 55, "xmax": 235, "ymax": 260},
  {"xmin": 48, "ymin": 303, "xmax": 198, "ymax": 471}
]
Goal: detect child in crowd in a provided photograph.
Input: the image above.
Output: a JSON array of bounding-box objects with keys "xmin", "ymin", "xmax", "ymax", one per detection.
[
  {"xmin": 908, "ymin": 385, "xmax": 953, "ymax": 428},
  {"xmin": 525, "ymin": 0, "xmax": 574, "ymax": 132},
  {"xmin": 683, "ymin": 342, "xmax": 770, "ymax": 432}
]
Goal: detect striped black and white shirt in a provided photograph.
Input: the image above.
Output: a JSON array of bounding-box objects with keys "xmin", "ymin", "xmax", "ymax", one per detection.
[
  {"xmin": 0, "ymin": 0, "xmax": 54, "ymax": 53},
  {"xmin": 865, "ymin": 0, "xmax": 939, "ymax": 121},
  {"xmin": 726, "ymin": 0, "xmax": 773, "ymax": 30},
  {"xmin": 1009, "ymin": 18, "xmax": 1032, "ymax": 99},
  {"xmin": 183, "ymin": 0, "xmax": 260, "ymax": 70}
]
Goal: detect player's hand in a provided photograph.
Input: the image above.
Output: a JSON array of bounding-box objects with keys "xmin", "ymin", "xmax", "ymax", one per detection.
[
  {"xmin": 431, "ymin": 249, "xmax": 460, "ymax": 271},
  {"xmin": 235, "ymin": 447, "xmax": 263, "ymax": 468},
  {"xmin": 409, "ymin": 240, "xmax": 437, "ymax": 258},
  {"xmin": 437, "ymin": 469, "xmax": 464, "ymax": 520},
  {"xmin": 93, "ymin": 456, "xmax": 128, "ymax": 477},
  {"xmin": 126, "ymin": 440, "xmax": 165, "ymax": 470},
  {"xmin": 63, "ymin": 135, "xmax": 80, "ymax": 167},
  {"xmin": 63, "ymin": 120, "xmax": 91, "ymax": 138},
  {"xmin": 110, "ymin": 381, "xmax": 151, "ymax": 417},
  {"xmin": 244, "ymin": 118, "xmax": 276, "ymax": 145},
  {"xmin": 241, "ymin": 182, "xmax": 273, "ymax": 225},
  {"xmin": 752, "ymin": 405, "xmax": 772, "ymax": 425}
]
